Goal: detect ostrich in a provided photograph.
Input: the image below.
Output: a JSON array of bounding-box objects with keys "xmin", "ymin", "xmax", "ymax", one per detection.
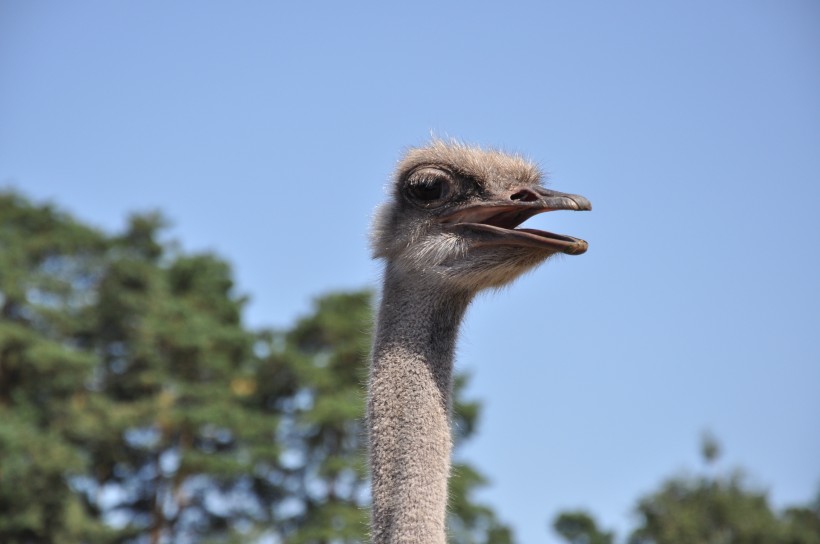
[{"xmin": 367, "ymin": 140, "xmax": 591, "ymax": 543}]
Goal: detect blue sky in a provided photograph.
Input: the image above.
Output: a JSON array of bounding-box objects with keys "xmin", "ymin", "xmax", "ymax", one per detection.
[{"xmin": 2, "ymin": 2, "xmax": 819, "ymax": 542}]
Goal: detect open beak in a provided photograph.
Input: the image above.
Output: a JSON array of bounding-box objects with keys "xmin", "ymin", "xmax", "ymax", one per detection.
[{"xmin": 439, "ymin": 187, "xmax": 591, "ymax": 255}]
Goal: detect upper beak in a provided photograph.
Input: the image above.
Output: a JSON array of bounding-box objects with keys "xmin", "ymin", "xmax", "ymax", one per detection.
[
  {"xmin": 528, "ymin": 187, "xmax": 591, "ymax": 212},
  {"xmin": 439, "ymin": 186, "xmax": 591, "ymax": 255}
]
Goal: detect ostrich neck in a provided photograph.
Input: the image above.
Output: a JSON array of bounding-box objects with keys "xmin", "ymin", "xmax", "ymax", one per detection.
[{"xmin": 368, "ymin": 265, "xmax": 472, "ymax": 544}]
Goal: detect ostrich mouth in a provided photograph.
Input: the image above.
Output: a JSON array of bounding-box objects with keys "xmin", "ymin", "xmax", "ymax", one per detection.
[{"xmin": 439, "ymin": 191, "xmax": 591, "ymax": 255}]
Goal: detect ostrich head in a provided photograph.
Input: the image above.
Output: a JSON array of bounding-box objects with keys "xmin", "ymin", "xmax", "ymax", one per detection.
[{"xmin": 371, "ymin": 140, "xmax": 591, "ymax": 292}]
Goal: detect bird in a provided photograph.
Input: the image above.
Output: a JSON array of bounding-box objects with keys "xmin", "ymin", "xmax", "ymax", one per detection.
[{"xmin": 367, "ymin": 139, "xmax": 591, "ymax": 543}]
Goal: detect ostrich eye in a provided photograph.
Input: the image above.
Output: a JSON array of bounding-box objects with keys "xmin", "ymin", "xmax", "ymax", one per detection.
[
  {"xmin": 406, "ymin": 171, "xmax": 452, "ymax": 206},
  {"xmin": 410, "ymin": 179, "xmax": 444, "ymax": 201}
]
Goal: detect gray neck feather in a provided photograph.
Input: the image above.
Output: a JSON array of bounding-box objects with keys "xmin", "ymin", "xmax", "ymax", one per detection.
[{"xmin": 368, "ymin": 263, "xmax": 472, "ymax": 543}]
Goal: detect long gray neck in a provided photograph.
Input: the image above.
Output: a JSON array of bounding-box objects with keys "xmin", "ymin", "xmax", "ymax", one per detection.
[{"xmin": 368, "ymin": 264, "xmax": 472, "ymax": 544}]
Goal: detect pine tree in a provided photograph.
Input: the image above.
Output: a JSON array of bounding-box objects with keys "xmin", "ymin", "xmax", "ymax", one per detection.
[{"xmin": 0, "ymin": 192, "xmax": 115, "ymax": 543}]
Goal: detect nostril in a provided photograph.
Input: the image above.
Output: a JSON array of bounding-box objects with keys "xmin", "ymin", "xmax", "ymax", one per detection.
[{"xmin": 510, "ymin": 188, "xmax": 539, "ymax": 202}]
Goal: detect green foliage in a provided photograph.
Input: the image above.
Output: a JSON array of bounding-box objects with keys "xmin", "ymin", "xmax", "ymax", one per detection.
[
  {"xmin": 447, "ymin": 373, "xmax": 516, "ymax": 544},
  {"xmin": 269, "ymin": 290, "xmax": 372, "ymax": 542},
  {"xmin": 629, "ymin": 471, "xmax": 780, "ymax": 544},
  {"xmin": 448, "ymin": 462, "xmax": 515, "ymax": 544},
  {"xmin": 0, "ymin": 193, "xmax": 115, "ymax": 543},
  {"xmin": 700, "ymin": 430, "xmax": 721, "ymax": 466},
  {"xmin": 0, "ymin": 190, "xmax": 515, "ymax": 543},
  {"xmin": 552, "ymin": 436, "xmax": 820, "ymax": 544},
  {"xmin": 554, "ymin": 511, "xmax": 614, "ymax": 544}
]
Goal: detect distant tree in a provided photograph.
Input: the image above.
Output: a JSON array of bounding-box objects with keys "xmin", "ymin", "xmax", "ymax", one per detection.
[
  {"xmin": 77, "ymin": 214, "xmax": 282, "ymax": 543},
  {"xmin": 552, "ymin": 435, "xmax": 820, "ymax": 544},
  {"xmin": 781, "ymin": 498, "xmax": 820, "ymax": 544},
  {"xmin": 627, "ymin": 435, "xmax": 820, "ymax": 544},
  {"xmin": 628, "ymin": 470, "xmax": 781, "ymax": 544},
  {"xmin": 553, "ymin": 511, "xmax": 614, "ymax": 544},
  {"xmin": 700, "ymin": 430, "xmax": 720, "ymax": 466},
  {"xmin": 0, "ymin": 190, "xmax": 515, "ymax": 543},
  {"xmin": 264, "ymin": 290, "xmax": 371, "ymax": 542},
  {"xmin": 447, "ymin": 373, "xmax": 516, "ymax": 544},
  {"xmin": 0, "ymin": 192, "xmax": 115, "ymax": 543}
]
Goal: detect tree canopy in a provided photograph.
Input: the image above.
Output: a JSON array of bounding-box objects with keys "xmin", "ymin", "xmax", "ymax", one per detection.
[{"xmin": 552, "ymin": 435, "xmax": 820, "ymax": 544}]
